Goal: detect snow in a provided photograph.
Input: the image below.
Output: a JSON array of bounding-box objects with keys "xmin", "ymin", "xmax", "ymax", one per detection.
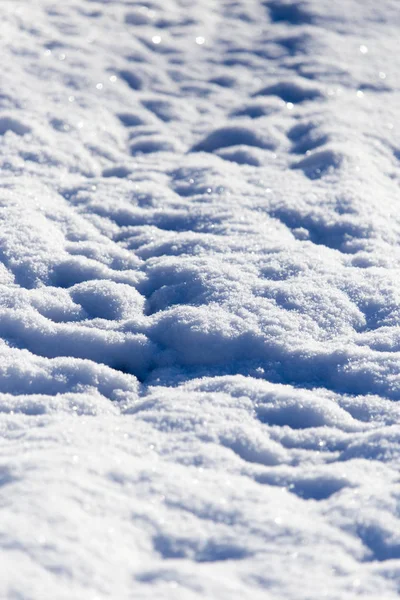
[{"xmin": 1, "ymin": 0, "xmax": 400, "ymax": 597}]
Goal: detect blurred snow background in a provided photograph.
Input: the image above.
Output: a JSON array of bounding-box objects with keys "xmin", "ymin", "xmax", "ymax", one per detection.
[{"xmin": 1, "ymin": 0, "xmax": 400, "ymax": 598}]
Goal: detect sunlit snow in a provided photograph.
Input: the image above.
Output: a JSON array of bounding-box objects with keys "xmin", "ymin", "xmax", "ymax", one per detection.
[{"xmin": 1, "ymin": 0, "xmax": 400, "ymax": 598}]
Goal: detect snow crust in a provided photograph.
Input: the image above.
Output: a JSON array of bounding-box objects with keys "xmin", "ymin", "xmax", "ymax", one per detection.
[{"xmin": 1, "ymin": 0, "xmax": 400, "ymax": 598}]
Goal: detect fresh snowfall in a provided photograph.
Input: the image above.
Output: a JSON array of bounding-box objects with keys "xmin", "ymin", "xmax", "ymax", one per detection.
[{"xmin": 1, "ymin": 0, "xmax": 400, "ymax": 598}]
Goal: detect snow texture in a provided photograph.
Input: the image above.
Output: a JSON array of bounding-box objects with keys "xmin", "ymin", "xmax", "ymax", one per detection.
[{"xmin": 1, "ymin": 0, "xmax": 400, "ymax": 598}]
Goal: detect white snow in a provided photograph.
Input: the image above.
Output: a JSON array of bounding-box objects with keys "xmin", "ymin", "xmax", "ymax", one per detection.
[{"xmin": 1, "ymin": 0, "xmax": 400, "ymax": 598}]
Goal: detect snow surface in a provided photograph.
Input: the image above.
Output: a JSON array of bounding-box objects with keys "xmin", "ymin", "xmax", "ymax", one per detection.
[{"xmin": 1, "ymin": 0, "xmax": 400, "ymax": 597}]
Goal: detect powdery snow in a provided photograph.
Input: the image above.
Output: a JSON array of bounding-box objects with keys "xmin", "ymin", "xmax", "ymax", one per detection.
[{"xmin": 1, "ymin": 0, "xmax": 400, "ymax": 598}]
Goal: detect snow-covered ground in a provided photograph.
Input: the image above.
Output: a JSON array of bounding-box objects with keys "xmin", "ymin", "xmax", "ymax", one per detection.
[{"xmin": 1, "ymin": 0, "xmax": 400, "ymax": 597}]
